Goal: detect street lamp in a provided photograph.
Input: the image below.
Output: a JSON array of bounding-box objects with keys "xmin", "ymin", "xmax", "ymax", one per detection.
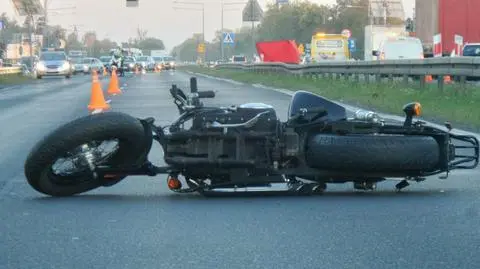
[
  {"xmin": 173, "ymin": 1, "xmax": 205, "ymax": 43},
  {"xmin": 220, "ymin": 1, "xmax": 245, "ymax": 61}
]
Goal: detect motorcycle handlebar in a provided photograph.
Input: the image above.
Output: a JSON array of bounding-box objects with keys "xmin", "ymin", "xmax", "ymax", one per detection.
[{"xmin": 198, "ymin": 91, "xmax": 215, "ymax": 98}]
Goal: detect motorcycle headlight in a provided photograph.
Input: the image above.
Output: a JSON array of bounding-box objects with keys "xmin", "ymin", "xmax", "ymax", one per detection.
[
  {"xmin": 170, "ymin": 61, "xmax": 175, "ymax": 66},
  {"xmin": 129, "ymin": 63, "xmax": 134, "ymax": 67}
]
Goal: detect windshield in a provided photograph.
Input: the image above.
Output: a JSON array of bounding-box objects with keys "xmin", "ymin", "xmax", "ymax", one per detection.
[
  {"xmin": 153, "ymin": 56, "xmax": 163, "ymax": 62},
  {"xmin": 124, "ymin": 57, "xmax": 135, "ymax": 62},
  {"xmin": 463, "ymin": 45, "xmax": 480, "ymax": 56},
  {"xmin": 70, "ymin": 57, "xmax": 82, "ymax": 63},
  {"xmin": 100, "ymin": 57, "xmax": 111, "ymax": 62},
  {"xmin": 137, "ymin": 56, "xmax": 148, "ymax": 61},
  {"xmin": 40, "ymin": 53, "xmax": 66, "ymax": 61},
  {"xmin": 163, "ymin": 56, "xmax": 174, "ymax": 62},
  {"xmin": 82, "ymin": 58, "xmax": 93, "ymax": 63}
]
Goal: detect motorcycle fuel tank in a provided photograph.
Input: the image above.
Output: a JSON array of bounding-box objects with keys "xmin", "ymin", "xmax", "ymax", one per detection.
[{"xmin": 287, "ymin": 91, "xmax": 347, "ymax": 121}]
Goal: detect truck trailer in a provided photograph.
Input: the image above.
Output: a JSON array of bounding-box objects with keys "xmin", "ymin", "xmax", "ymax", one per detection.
[{"xmin": 414, "ymin": 0, "xmax": 480, "ymax": 57}]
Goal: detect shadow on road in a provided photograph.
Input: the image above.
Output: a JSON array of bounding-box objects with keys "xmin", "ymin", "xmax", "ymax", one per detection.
[{"xmin": 26, "ymin": 188, "xmax": 452, "ymax": 204}]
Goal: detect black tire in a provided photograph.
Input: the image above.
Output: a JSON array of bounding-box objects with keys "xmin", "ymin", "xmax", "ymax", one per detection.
[
  {"xmin": 305, "ymin": 134, "xmax": 440, "ymax": 172},
  {"xmin": 24, "ymin": 112, "xmax": 151, "ymax": 197},
  {"xmin": 37, "ymin": 75, "xmax": 42, "ymax": 79}
]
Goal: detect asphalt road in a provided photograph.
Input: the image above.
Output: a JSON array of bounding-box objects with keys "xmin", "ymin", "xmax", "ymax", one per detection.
[{"xmin": 1, "ymin": 71, "xmax": 479, "ymax": 269}]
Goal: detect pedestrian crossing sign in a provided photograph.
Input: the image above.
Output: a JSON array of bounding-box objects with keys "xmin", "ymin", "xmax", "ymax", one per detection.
[{"xmin": 223, "ymin": 32, "xmax": 235, "ymax": 44}]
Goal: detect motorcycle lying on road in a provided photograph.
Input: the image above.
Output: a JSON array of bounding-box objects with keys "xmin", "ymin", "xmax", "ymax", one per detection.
[{"xmin": 24, "ymin": 77, "xmax": 479, "ymax": 197}]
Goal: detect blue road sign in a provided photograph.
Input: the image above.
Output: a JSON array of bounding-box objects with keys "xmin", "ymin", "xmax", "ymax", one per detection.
[
  {"xmin": 223, "ymin": 32, "xmax": 235, "ymax": 44},
  {"xmin": 348, "ymin": 39, "xmax": 356, "ymax": 52}
]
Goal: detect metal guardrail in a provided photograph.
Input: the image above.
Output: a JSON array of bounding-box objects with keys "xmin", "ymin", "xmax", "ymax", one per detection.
[
  {"xmin": 0, "ymin": 67, "xmax": 23, "ymax": 75},
  {"xmin": 215, "ymin": 57, "xmax": 480, "ymax": 89}
]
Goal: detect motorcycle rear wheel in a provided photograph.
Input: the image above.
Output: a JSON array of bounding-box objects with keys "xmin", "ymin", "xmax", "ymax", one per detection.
[
  {"xmin": 305, "ymin": 134, "xmax": 440, "ymax": 172},
  {"xmin": 24, "ymin": 112, "xmax": 151, "ymax": 197}
]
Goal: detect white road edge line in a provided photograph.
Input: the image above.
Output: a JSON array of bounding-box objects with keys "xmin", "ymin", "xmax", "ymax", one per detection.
[{"xmin": 186, "ymin": 70, "xmax": 480, "ymax": 139}]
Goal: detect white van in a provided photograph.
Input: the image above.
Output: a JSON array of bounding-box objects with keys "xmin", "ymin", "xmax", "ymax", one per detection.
[{"xmin": 373, "ymin": 36, "xmax": 424, "ymax": 60}]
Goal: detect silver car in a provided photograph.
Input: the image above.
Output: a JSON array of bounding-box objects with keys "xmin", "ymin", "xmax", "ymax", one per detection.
[
  {"xmin": 35, "ymin": 51, "xmax": 73, "ymax": 79},
  {"xmin": 79, "ymin": 57, "xmax": 104, "ymax": 74},
  {"xmin": 135, "ymin": 55, "xmax": 156, "ymax": 71},
  {"xmin": 71, "ymin": 57, "xmax": 85, "ymax": 74}
]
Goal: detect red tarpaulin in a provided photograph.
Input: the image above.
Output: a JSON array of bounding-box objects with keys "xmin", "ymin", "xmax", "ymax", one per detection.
[{"xmin": 256, "ymin": 40, "xmax": 300, "ymax": 64}]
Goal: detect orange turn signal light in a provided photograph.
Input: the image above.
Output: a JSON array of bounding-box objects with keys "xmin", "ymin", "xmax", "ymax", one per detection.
[
  {"xmin": 167, "ymin": 176, "xmax": 182, "ymax": 190},
  {"xmin": 403, "ymin": 102, "xmax": 422, "ymax": 117},
  {"xmin": 413, "ymin": 102, "xmax": 421, "ymax": 116}
]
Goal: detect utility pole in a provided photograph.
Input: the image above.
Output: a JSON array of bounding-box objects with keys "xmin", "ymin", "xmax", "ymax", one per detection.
[{"xmin": 173, "ymin": 1, "xmax": 205, "ymax": 62}]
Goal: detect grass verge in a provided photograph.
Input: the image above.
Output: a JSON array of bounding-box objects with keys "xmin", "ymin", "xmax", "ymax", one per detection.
[
  {"xmin": 0, "ymin": 73, "xmax": 34, "ymax": 87},
  {"xmin": 179, "ymin": 66, "xmax": 480, "ymax": 132}
]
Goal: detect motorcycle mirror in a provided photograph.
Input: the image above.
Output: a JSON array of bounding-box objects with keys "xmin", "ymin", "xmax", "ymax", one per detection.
[
  {"xmin": 402, "ymin": 102, "xmax": 422, "ymax": 127},
  {"xmin": 403, "ymin": 102, "xmax": 421, "ymax": 117}
]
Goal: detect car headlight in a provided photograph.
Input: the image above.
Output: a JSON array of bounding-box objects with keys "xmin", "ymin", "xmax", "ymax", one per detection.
[
  {"xmin": 62, "ymin": 62, "xmax": 70, "ymax": 69},
  {"xmin": 36, "ymin": 62, "xmax": 46, "ymax": 70},
  {"xmin": 170, "ymin": 61, "xmax": 175, "ymax": 66},
  {"xmin": 129, "ymin": 63, "xmax": 134, "ymax": 67}
]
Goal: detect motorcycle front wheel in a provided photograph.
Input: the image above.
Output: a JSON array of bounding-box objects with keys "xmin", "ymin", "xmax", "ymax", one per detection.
[{"xmin": 24, "ymin": 112, "xmax": 152, "ymax": 197}]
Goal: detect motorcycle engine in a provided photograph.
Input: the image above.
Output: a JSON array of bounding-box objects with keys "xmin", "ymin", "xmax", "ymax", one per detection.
[{"xmin": 192, "ymin": 103, "xmax": 278, "ymax": 132}]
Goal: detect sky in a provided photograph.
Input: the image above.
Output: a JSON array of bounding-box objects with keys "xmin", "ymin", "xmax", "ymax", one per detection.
[{"xmin": 0, "ymin": 0, "xmax": 415, "ymax": 50}]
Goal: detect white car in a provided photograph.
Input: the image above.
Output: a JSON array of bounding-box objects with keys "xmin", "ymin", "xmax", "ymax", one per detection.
[{"xmin": 35, "ymin": 51, "xmax": 73, "ymax": 79}]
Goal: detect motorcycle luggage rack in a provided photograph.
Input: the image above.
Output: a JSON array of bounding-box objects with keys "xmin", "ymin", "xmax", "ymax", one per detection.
[{"xmin": 448, "ymin": 134, "xmax": 479, "ymax": 170}]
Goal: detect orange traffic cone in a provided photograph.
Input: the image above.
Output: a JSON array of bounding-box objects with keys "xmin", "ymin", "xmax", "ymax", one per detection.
[
  {"xmin": 425, "ymin": 75, "xmax": 433, "ymax": 82},
  {"xmin": 444, "ymin": 75, "xmax": 452, "ymax": 84},
  {"xmin": 107, "ymin": 68, "xmax": 122, "ymax": 96},
  {"xmin": 88, "ymin": 76, "xmax": 110, "ymax": 112}
]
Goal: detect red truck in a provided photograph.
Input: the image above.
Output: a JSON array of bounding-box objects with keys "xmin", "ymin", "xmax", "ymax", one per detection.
[{"xmin": 414, "ymin": 0, "xmax": 480, "ymax": 57}]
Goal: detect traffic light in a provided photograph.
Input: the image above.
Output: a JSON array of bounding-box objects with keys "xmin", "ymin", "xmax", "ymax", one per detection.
[
  {"xmin": 405, "ymin": 18, "xmax": 414, "ymax": 32},
  {"xmin": 126, "ymin": 0, "xmax": 138, "ymax": 7}
]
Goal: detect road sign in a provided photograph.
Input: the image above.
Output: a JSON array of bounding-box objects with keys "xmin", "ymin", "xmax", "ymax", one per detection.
[
  {"xmin": 223, "ymin": 32, "xmax": 235, "ymax": 44},
  {"xmin": 348, "ymin": 39, "xmax": 356, "ymax": 52},
  {"xmin": 454, "ymin": 34, "xmax": 463, "ymax": 45},
  {"xmin": 0, "ymin": 21, "xmax": 3, "ymax": 29},
  {"xmin": 341, "ymin": 29, "xmax": 351, "ymax": 38},
  {"xmin": 197, "ymin": 43, "xmax": 205, "ymax": 53},
  {"xmin": 298, "ymin": 44, "xmax": 304, "ymax": 54},
  {"xmin": 242, "ymin": 0, "xmax": 263, "ymax": 22},
  {"xmin": 305, "ymin": 43, "xmax": 311, "ymax": 54}
]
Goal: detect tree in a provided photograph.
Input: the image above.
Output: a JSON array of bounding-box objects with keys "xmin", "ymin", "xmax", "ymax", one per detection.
[
  {"xmin": 173, "ymin": 0, "xmax": 384, "ymax": 60},
  {"xmin": 137, "ymin": 37, "xmax": 165, "ymax": 51},
  {"xmin": 135, "ymin": 27, "xmax": 148, "ymax": 43}
]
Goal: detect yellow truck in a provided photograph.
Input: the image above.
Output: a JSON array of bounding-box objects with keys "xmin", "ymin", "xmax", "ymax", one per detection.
[{"xmin": 310, "ymin": 33, "xmax": 350, "ymax": 62}]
